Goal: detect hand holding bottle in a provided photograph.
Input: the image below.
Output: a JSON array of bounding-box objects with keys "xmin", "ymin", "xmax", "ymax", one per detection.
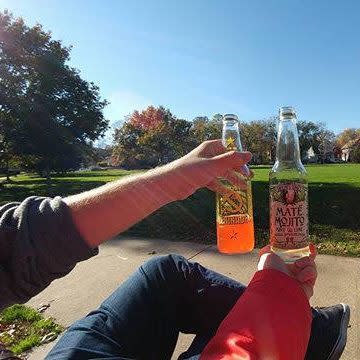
[
  {"xmin": 167, "ymin": 139, "xmax": 252, "ymax": 200},
  {"xmin": 269, "ymin": 106, "xmax": 310, "ymax": 262},
  {"xmin": 258, "ymin": 243, "xmax": 317, "ymax": 299}
]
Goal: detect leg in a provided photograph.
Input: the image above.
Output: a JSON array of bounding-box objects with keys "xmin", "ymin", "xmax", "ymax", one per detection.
[
  {"xmin": 46, "ymin": 254, "xmax": 246, "ymax": 360},
  {"xmin": 305, "ymin": 304, "xmax": 350, "ymax": 360},
  {"xmin": 179, "ymin": 305, "xmax": 352, "ymax": 360}
]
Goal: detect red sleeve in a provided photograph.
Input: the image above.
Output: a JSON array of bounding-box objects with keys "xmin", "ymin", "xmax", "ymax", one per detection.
[{"xmin": 200, "ymin": 269, "xmax": 312, "ymax": 360}]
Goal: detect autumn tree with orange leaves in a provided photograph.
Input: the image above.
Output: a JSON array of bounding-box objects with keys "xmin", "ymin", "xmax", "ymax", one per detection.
[{"xmin": 113, "ymin": 106, "xmax": 194, "ymax": 169}]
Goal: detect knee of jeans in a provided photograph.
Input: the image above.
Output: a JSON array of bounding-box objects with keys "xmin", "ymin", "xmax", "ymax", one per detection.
[{"xmin": 141, "ymin": 254, "xmax": 190, "ymax": 282}]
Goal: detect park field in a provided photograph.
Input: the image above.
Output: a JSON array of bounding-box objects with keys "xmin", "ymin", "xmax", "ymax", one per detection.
[{"xmin": 1, "ymin": 164, "xmax": 359, "ymax": 256}]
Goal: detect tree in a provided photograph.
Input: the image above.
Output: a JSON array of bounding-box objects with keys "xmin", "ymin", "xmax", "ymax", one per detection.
[
  {"xmin": 351, "ymin": 145, "xmax": 360, "ymax": 163},
  {"xmin": 212, "ymin": 113, "xmax": 223, "ymax": 123},
  {"xmin": 207, "ymin": 114, "xmax": 223, "ymax": 140},
  {"xmin": 191, "ymin": 114, "xmax": 277, "ymax": 164},
  {"xmin": 337, "ymin": 128, "xmax": 360, "ymax": 147},
  {"xmin": 240, "ymin": 118, "xmax": 277, "ymax": 164},
  {"xmin": 130, "ymin": 106, "xmax": 164, "ymax": 130},
  {"xmin": 93, "ymin": 146, "xmax": 113, "ymax": 166},
  {"xmin": 0, "ymin": 112, "xmax": 20, "ymax": 181},
  {"xmin": 191, "ymin": 116, "xmax": 210, "ymax": 143},
  {"xmin": 190, "ymin": 114, "xmax": 222, "ymax": 144},
  {"xmin": 317, "ymin": 129, "xmax": 336, "ymax": 163},
  {"xmin": 297, "ymin": 121, "xmax": 324, "ymax": 158},
  {"xmin": 113, "ymin": 106, "xmax": 193, "ymax": 169},
  {"xmin": 0, "ymin": 11, "xmax": 108, "ymax": 176}
]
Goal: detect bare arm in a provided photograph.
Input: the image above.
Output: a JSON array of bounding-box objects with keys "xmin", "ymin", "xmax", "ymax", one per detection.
[
  {"xmin": 64, "ymin": 140, "xmax": 252, "ymax": 247},
  {"xmin": 0, "ymin": 140, "xmax": 250, "ymax": 308}
]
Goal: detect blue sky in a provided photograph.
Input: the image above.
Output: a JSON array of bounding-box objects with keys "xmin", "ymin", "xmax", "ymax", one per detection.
[{"xmin": 1, "ymin": 0, "xmax": 359, "ymax": 142}]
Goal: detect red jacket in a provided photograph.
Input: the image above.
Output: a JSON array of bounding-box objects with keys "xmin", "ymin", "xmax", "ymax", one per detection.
[{"xmin": 200, "ymin": 269, "xmax": 312, "ymax": 360}]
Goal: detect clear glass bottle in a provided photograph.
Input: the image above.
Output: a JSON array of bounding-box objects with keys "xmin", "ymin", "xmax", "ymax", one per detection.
[
  {"xmin": 269, "ymin": 106, "xmax": 310, "ymax": 262},
  {"xmin": 216, "ymin": 114, "xmax": 254, "ymax": 254}
]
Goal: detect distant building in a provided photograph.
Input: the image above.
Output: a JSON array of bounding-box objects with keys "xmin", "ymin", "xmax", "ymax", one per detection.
[
  {"xmin": 341, "ymin": 137, "xmax": 360, "ymax": 162},
  {"xmin": 305, "ymin": 144, "xmax": 336, "ymax": 163},
  {"xmin": 305, "ymin": 146, "xmax": 317, "ymax": 163}
]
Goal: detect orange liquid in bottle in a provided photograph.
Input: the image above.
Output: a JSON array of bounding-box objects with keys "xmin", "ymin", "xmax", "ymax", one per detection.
[
  {"xmin": 217, "ymin": 114, "xmax": 254, "ymax": 254},
  {"xmin": 217, "ymin": 220, "xmax": 255, "ymax": 254},
  {"xmin": 216, "ymin": 182, "xmax": 255, "ymax": 254}
]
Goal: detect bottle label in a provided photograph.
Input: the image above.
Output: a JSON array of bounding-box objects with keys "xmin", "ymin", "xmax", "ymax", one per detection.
[
  {"xmin": 217, "ymin": 184, "xmax": 253, "ymax": 225},
  {"xmin": 270, "ymin": 183, "xmax": 308, "ymax": 249}
]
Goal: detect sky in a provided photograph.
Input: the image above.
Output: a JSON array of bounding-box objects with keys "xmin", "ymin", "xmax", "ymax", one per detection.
[{"xmin": 1, "ymin": 0, "xmax": 359, "ymax": 143}]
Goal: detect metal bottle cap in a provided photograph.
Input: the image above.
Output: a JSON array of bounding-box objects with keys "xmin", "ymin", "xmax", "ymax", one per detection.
[
  {"xmin": 279, "ymin": 106, "xmax": 297, "ymax": 120},
  {"xmin": 223, "ymin": 114, "xmax": 239, "ymax": 122}
]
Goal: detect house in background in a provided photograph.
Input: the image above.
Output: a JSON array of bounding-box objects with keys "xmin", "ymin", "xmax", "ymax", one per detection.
[
  {"xmin": 305, "ymin": 146, "xmax": 318, "ymax": 163},
  {"xmin": 305, "ymin": 144, "xmax": 336, "ymax": 163},
  {"xmin": 342, "ymin": 137, "xmax": 360, "ymax": 162}
]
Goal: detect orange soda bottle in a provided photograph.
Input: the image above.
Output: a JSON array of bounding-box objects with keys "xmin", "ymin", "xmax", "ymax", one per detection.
[{"xmin": 216, "ymin": 114, "xmax": 255, "ymax": 254}]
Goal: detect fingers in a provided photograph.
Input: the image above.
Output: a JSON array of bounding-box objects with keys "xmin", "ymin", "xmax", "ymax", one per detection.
[
  {"xmin": 239, "ymin": 165, "xmax": 251, "ymax": 178},
  {"xmin": 294, "ymin": 256, "xmax": 313, "ymax": 269},
  {"xmin": 256, "ymin": 245, "xmax": 317, "ymax": 299},
  {"xmin": 293, "ymin": 244, "xmax": 317, "ymax": 271},
  {"xmin": 198, "ymin": 140, "xmax": 227, "ymax": 157},
  {"xmin": 258, "ymin": 245, "xmax": 272, "ymax": 257},
  {"xmin": 207, "ymin": 180, "xmax": 233, "ymax": 195},
  {"xmin": 302, "ymin": 284, "xmax": 314, "ymax": 299},
  {"xmin": 297, "ymin": 265, "xmax": 317, "ymax": 286},
  {"xmin": 309, "ymin": 243, "xmax": 317, "ymax": 260},
  {"xmin": 257, "ymin": 252, "xmax": 290, "ymax": 276},
  {"xmin": 199, "ymin": 140, "xmax": 252, "ymax": 173},
  {"xmin": 223, "ymin": 171, "xmax": 248, "ymax": 190},
  {"xmin": 207, "ymin": 179, "xmax": 247, "ymax": 194},
  {"xmin": 293, "ymin": 255, "xmax": 317, "ymax": 299},
  {"xmin": 295, "ymin": 257, "xmax": 317, "ymax": 280},
  {"xmin": 212, "ymin": 151, "xmax": 252, "ymax": 171}
]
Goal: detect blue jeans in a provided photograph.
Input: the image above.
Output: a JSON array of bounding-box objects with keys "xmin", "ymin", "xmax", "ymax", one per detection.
[{"xmin": 46, "ymin": 254, "xmax": 246, "ymax": 359}]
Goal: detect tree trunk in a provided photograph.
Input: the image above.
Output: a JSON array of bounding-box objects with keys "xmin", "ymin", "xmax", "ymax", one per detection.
[
  {"xmin": 46, "ymin": 167, "xmax": 51, "ymax": 182},
  {"xmin": 5, "ymin": 159, "xmax": 11, "ymax": 183}
]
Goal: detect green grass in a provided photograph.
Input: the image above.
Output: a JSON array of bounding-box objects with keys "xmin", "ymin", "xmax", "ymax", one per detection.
[
  {"xmin": 0, "ymin": 164, "xmax": 359, "ymax": 256},
  {"xmin": 250, "ymin": 164, "xmax": 360, "ymax": 255},
  {"xmin": 0, "ymin": 169, "xmax": 139, "ymax": 204},
  {"xmin": 126, "ymin": 163, "xmax": 360, "ymax": 256},
  {"xmin": 0, "ymin": 305, "xmax": 41, "ymax": 323},
  {"xmin": 0, "ymin": 304, "xmax": 63, "ymax": 355}
]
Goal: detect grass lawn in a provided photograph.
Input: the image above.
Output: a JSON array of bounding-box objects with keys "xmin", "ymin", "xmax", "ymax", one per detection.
[
  {"xmin": 0, "ymin": 169, "xmax": 141, "ymax": 204},
  {"xmin": 251, "ymin": 164, "xmax": 360, "ymax": 255},
  {"xmin": 0, "ymin": 304, "xmax": 63, "ymax": 356},
  {"xmin": 1, "ymin": 164, "xmax": 360, "ymax": 256}
]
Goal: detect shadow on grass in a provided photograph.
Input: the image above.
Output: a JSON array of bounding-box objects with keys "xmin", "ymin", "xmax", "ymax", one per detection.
[
  {"xmin": 10, "ymin": 170, "xmax": 136, "ymax": 181},
  {"xmin": 255, "ymin": 181, "xmax": 360, "ymax": 230},
  {"xmin": 250, "ymin": 165, "xmax": 272, "ymax": 169},
  {"xmin": 0, "ymin": 179, "xmax": 107, "ymax": 204},
  {"xmin": 1, "ymin": 174, "xmax": 359, "ymax": 249},
  {"xmin": 51, "ymin": 172, "xmax": 119, "ymax": 178},
  {"xmin": 126, "ymin": 181, "xmax": 360, "ymax": 245}
]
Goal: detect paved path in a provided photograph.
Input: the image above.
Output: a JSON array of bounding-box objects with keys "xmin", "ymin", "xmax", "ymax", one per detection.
[{"xmin": 27, "ymin": 237, "xmax": 360, "ymax": 359}]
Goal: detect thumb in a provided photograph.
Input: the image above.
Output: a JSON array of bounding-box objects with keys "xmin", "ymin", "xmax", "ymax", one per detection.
[
  {"xmin": 258, "ymin": 245, "xmax": 272, "ymax": 257},
  {"xmin": 212, "ymin": 151, "xmax": 252, "ymax": 170}
]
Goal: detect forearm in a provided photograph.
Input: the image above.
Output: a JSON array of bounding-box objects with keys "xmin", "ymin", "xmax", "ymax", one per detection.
[
  {"xmin": 64, "ymin": 141, "xmax": 252, "ymax": 248},
  {"xmin": 201, "ymin": 270, "xmax": 312, "ymax": 360},
  {"xmin": 64, "ymin": 161, "xmax": 188, "ymax": 247}
]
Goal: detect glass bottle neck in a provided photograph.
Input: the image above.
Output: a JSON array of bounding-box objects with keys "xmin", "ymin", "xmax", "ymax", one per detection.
[
  {"xmin": 222, "ymin": 121, "xmax": 243, "ymax": 151},
  {"xmin": 276, "ymin": 118, "xmax": 302, "ymax": 163}
]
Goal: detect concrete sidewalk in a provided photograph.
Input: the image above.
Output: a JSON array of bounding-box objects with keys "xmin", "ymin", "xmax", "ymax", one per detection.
[{"xmin": 27, "ymin": 237, "xmax": 360, "ymax": 359}]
